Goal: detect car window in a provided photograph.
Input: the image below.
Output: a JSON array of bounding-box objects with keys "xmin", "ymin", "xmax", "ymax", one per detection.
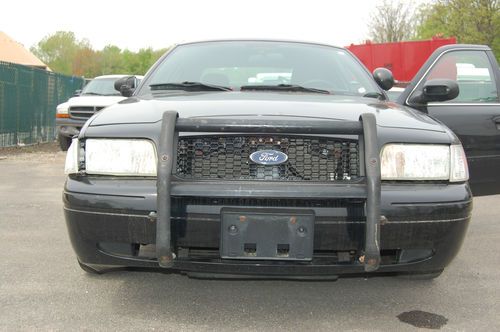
[
  {"xmin": 386, "ymin": 87, "xmax": 405, "ymax": 101},
  {"xmin": 139, "ymin": 41, "xmax": 381, "ymax": 97},
  {"xmin": 423, "ymin": 50, "xmax": 499, "ymax": 103},
  {"xmin": 200, "ymin": 67, "xmax": 293, "ymax": 86},
  {"xmin": 82, "ymin": 78, "xmax": 121, "ymax": 96}
]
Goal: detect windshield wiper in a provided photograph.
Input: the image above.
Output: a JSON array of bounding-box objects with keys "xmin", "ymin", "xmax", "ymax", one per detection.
[
  {"xmin": 82, "ymin": 92, "xmax": 103, "ymax": 96},
  {"xmin": 150, "ymin": 81, "xmax": 231, "ymax": 92},
  {"xmin": 240, "ymin": 84, "xmax": 330, "ymax": 94}
]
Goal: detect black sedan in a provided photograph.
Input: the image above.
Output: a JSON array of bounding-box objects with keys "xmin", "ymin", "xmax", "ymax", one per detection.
[{"xmin": 63, "ymin": 40, "xmax": 498, "ymax": 279}]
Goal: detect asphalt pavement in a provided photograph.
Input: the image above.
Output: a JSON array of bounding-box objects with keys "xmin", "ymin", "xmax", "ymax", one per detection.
[{"xmin": 0, "ymin": 146, "xmax": 499, "ymax": 331}]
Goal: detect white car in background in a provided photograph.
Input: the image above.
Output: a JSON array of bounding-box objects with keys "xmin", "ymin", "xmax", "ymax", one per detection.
[{"xmin": 55, "ymin": 75, "xmax": 143, "ymax": 150}]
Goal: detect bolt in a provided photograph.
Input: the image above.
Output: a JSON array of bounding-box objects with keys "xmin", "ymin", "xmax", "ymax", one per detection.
[
  {"xmin": 380, "ymin": 215, "xmax": 388, "ymax": 225},
  {"xmin": 148, "ymin": 211, "xmax": 157, "ymax": 223},
  {"xmin": 298, "ymin": 226, "xmax": 305, "ymax": 233},
  {"xmin": 159, "ymin": 255, "xmax": 173, "ymax": 265},
  {"xmin": 161, "ymin": 154, "xmax": 169, "ymax": 161},
  {"xmin": 228, "ymin": 225, "xmax": 238, "ymax": 234},
  {"xmin": 359, "ymin": 255, "xmax": 365, "ymax": 263}
]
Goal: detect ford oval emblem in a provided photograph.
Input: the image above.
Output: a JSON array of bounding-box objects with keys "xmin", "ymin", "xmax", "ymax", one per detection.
[{"xmin": 249, "ymin": 150, "xmax": 288, "ymax": 165}]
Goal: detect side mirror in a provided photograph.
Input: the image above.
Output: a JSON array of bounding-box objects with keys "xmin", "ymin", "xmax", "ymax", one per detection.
[
  {"xmin": 73, "ymin": 89, "xmax": 82, "ymax": 97},
  {"xmin": 373, "ymin": 68, "xmax": 394, "ymax": 91},
  {"xmin": 423, "ymin": 79, "xmax": 459, "ymax": 102},
  {"xmin": 409, "ymin": 79, "xmax": 459, "ymax": 104},
  {"xmin": 114, "ymin": 76, "xmax": 136, "ymax": 97}
]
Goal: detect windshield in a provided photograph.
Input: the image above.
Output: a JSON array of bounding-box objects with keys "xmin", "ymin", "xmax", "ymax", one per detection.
[
  {"xmin": 82, "ymin": 78, "xmax": 121, "ymax": 96},
  {"xmin": 138, "ymin": 41, "xmax": 380, "ymax": 96}
]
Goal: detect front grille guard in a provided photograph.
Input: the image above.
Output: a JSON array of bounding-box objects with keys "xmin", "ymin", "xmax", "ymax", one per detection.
[{"xmin": 156, "ymin": 111, "xmax": 381, "ymax": 272}]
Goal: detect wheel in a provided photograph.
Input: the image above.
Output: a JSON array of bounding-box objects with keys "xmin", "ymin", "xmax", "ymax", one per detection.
[
  {"xmin": 78, "ymin": 261, "xmax": 104, "ymax": 274},
  {"xmin": 58, "ymin": 134, "xmax": 71, "ymax": 151},
  {"xmin": 397, "ymin": 270, "xmax": 443, "ymax": 280}
]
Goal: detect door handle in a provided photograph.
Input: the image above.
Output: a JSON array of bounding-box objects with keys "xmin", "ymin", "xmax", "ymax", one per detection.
[{"xmin": 495, "ymin": 116, "xmax": 500, "ymax": 130}]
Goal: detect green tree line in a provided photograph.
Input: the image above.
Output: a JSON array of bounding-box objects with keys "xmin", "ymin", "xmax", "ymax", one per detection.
[
  {"xmin": 34, "ymin": 1, "xmax": 499, "ymax": 78},
  {"xmin": 31, "ymin": 31, "xmax": 169, "ymax": 77},
  {"xmin": 416, "ymin": 0, "xmax": 499, "ymax": 61},
  {"xmin": 370, "ymin": 0, "xmax": 499, "ymax": 62}
]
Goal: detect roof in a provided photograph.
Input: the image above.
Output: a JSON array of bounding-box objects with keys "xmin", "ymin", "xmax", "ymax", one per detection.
[
  {"xmin": 176, "ymin": 39, "xmax": 343, "ymax": 49},
  {"xmin": 93, "ymin": 75, "xmax": 144, "ymax": 80},
  {"xmin": 0, "ymin": 31, "xmax": 50, "ymax": 70}
]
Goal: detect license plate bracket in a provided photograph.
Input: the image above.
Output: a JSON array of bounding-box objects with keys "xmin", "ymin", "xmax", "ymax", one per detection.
[{"xmin": 220, "ymin": 208, "xmax": 315, "ymax": 261}]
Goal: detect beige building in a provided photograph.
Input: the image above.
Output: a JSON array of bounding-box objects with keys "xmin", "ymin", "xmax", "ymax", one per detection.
[{"xmin": 0, "ymin": 31, "xmax": 50, "ymax": 70}]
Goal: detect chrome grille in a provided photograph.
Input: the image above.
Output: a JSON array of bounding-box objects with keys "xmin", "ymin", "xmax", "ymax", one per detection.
[{"xmin": 69, "ymin": 106, "xmax": 105, "ymax": 120}]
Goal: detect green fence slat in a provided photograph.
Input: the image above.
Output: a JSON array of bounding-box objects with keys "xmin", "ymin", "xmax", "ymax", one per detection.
[{"xmin": 0, "ymin": 61, "xmax": 84, "ymax": 147}]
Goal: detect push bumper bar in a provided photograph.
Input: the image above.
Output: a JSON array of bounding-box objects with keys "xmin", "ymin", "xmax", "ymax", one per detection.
[{"xmin": 156, "ymin": 111, "xmax": 381, "ymax": 272}]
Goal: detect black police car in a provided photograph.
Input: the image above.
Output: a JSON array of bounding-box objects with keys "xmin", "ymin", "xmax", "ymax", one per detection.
[{"xmin": 63, "ymin": 40, "xmax": 500, "ymax": 279}]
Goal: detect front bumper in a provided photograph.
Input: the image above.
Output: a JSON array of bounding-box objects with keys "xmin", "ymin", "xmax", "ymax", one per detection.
[
  {"xmin": 63, "ymin": 177, "xmax": 472, "ymax": 276},
  {"xmin": 56, "ymin": 118, "xmax": 84, "ymax": 137}
]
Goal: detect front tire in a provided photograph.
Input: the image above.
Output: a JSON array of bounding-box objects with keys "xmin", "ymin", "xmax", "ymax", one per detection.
[{"xmin": 58, "ymin": 134, "xmax": 71, "ymax": 151}]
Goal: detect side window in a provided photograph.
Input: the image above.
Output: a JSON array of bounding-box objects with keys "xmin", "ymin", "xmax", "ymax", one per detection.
[{"xmin": 424, "ymin": 50, "xmax": 498, "ymax": 103}]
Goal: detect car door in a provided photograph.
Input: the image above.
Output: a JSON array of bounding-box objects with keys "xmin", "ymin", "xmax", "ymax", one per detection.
[{"xmin": 399, "ymin": 45, "xmax": 500, "ymax": 196}]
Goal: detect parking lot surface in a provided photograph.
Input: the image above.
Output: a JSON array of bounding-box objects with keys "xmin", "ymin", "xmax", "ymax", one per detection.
[{"xmin": 0, "ymin": 145, "xmax": 499, "ymax": 331}]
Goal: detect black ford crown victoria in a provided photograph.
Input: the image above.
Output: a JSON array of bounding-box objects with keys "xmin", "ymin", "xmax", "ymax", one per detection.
[{"xmin": 63, "ymin": 40, "xmax": 500, "ymax": 279}]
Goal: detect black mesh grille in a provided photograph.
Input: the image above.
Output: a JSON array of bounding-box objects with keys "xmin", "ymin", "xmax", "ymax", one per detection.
[{"xmin": 176, "ymin": 136, "xmax": 359, "ymax": 181}]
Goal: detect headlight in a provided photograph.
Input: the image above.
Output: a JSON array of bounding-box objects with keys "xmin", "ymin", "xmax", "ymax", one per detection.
[
  {"xmin": 56, "ymin": 104, "xmax": 69, "ymax": 118},
  {"xmin": 381, "ymin": 144, "xmax": 468, "ymax": 182},
  {"xmin": 64, "ymin": 138, "xmax": 157, "ymax": 176},
  {"xmin": 84, "ymin": 139, "xmax": 157, "ymax": 176}
]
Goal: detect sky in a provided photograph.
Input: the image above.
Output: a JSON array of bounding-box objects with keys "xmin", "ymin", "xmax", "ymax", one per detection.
[{"xmin": 1, "ymin": 0, "xmax": 419, "ymax": 51}]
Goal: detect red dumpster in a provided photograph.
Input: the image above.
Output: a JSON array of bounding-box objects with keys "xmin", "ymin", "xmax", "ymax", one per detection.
[{"xmin": 347, "ymin": 37, "xmax": 456, "ymax": 82}]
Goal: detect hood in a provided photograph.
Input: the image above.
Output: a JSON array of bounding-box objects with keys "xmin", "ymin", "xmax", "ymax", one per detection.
[
  {"xmin": 89, "ymin": 92, "xmax": 445, "ymax": 132},
  {"xmin": 66, "ymin": 95, "xmax": 126, "ymax": 107}
]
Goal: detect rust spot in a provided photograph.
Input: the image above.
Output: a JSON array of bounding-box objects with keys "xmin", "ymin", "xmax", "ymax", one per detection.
[
  {"xmin": 358, "ymin": 255, "xmax": 365, "ymax": 263},
  {"xmin": 367, "ymin": 258, "xmax": 378, "ymax": 266},
  {"xmin": 239, "ymin": 215, "xmax": 247, "ymax": 222},
  {"xmin": 290, "ymin": 216, "xmax": 297, "ymax": 224}
]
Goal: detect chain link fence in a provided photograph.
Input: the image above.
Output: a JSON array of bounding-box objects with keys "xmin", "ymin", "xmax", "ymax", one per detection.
[{"xmin": 0, "ymin": 61, "xmax": 84, "ymax": 147}]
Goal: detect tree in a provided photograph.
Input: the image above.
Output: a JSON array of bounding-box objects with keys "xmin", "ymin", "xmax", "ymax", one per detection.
[
  {"xmin": 73, "ymin": 46, "xmax": 100, "ymax": 77},
  {"xmin": 99, "ymin": 45, "xmax": 126, "ymax": 75},
  {"xmin": 31, "ymin": 31, "xmax": 80, "ymax": 75},
  {"xmin": 416, "ymin": 0, "xmax": 500, "ymax": 61},
  {"xmin": 368, "ymin": 0, "xmax": 416, "ymax": 43},
  {"xmin": 31, "ymin": 31, "xmax": 170, "ymax": 76},
  {"xmin": 121, "ymin": 47, "xmax": 169, "ymax": 75}
]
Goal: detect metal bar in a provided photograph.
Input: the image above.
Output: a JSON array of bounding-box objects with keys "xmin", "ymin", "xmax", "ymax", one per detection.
[
  {"xmin": 176, "ymin": 118, "xmax": 363, "ymax": 135},
  {"xmin": 360, "ymin": 113, "xmax": 381, "ymax": 272},
  {"xmin": 156, "ymin": 110, "xmax": 178, "ymax": 267},
  {"xmin": 171, "ymin": 181, "xmax": 367, "ymax": 199}
]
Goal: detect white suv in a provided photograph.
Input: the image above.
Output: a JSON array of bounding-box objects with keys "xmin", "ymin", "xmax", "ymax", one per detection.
[{"xmin": 55, "ymin": 75, "xmax": 142, "ymax": 150}]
